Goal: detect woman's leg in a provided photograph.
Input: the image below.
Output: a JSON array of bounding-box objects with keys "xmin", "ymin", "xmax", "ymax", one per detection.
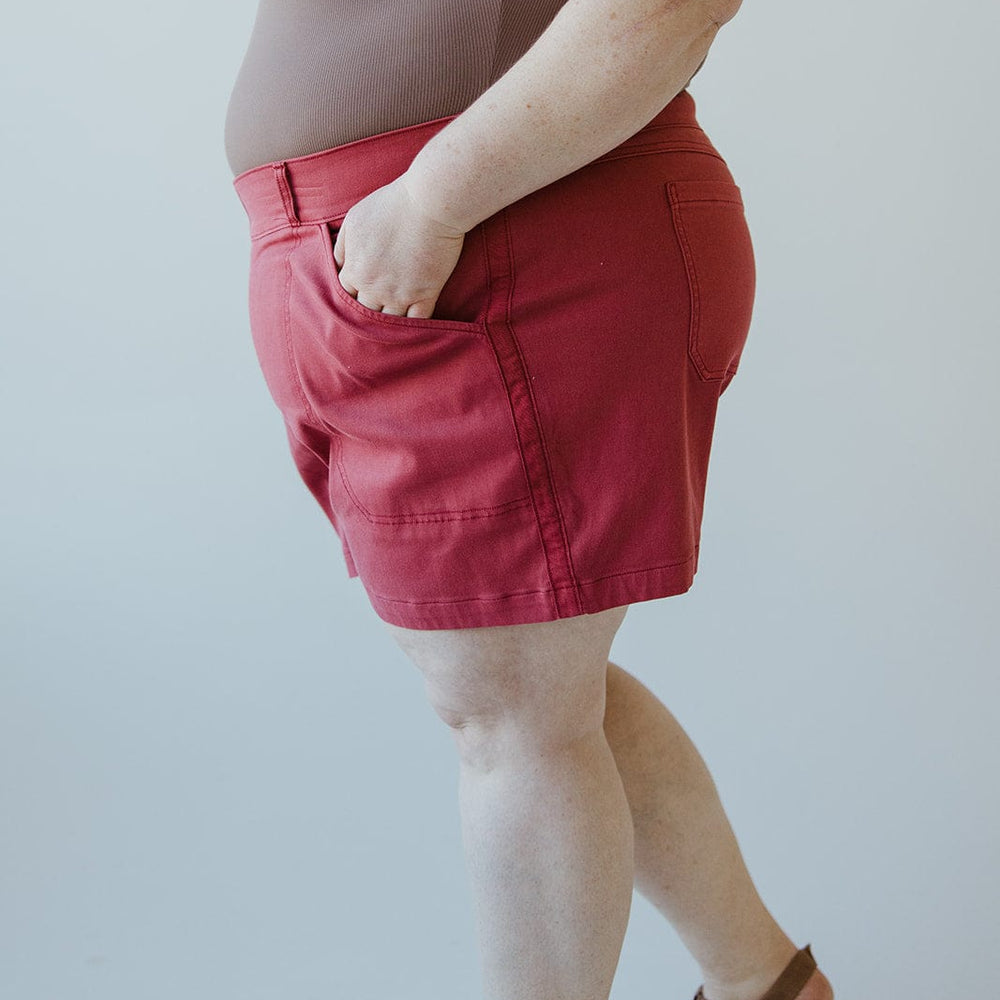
[
  {"xmin": 382, "ymin": 605, "xmax": 633, "ymax": 1000},
  {"xmin": 602, "ymin": 659, "xmax": 799, "ymax": 1000}
]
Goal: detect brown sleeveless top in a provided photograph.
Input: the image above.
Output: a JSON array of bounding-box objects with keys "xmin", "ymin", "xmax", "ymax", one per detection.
[{"xmin": 224, "ymin": 0, "xmax": 569, "ymax": 177}]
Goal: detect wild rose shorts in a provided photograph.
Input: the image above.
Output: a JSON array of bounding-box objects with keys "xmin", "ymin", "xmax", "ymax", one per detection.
[{"xmin": 232, "ymin": 88, "xmax": 756, "ymax": 630}]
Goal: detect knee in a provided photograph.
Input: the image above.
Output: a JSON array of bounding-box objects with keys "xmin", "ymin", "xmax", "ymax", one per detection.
[
  {"xmin": 444, "ymin": 682, "xmax": 607, "ymax": 771},
  {"xmin": 382, "ymin": 608, "xmax": 627, "ymax": 770},
  {"xmin": 421, "ymin": 652, "xmax": 608, "ymax": 770}
]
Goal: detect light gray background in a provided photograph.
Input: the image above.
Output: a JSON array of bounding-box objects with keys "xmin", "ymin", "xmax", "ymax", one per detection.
[{"xmin": 2, "ymin": 1, "xmax": 997, "ymax": 997}]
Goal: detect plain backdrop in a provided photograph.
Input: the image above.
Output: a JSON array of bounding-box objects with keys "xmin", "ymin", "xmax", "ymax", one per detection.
[{"xmin": 2, "ymin": 1, "xmax": 998, "ymax": 998}]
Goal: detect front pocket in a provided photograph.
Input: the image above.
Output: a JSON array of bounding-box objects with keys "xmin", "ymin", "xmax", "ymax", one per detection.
[
  {"xmin": 308, "ymin": 223, "xmax": 531, "ymax": 523},
  {"xmin": 666, "ymin": 180, "xmax": 756, "ymax": 384},
  {"xmin": 319, "ymin": 220, "xmax": 487, "ymax": 335}
]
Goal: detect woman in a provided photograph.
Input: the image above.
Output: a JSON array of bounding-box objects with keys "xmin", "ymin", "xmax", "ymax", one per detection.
[{"xmin": 225, "ymin": 1, "xmax": 834, "ymax": 998}]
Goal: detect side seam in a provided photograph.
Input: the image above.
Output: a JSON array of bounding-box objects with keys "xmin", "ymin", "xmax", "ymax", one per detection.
[{"xmin": 480, "ymin": 209, "xmax": 584, "ymax": 619}]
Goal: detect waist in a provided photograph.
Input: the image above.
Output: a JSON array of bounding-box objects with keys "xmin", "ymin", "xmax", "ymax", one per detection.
[
  {"xmin": 234, "ymin": 88, "xmax": 715, "ymax": 238},
  {"xmin": 223, "ymin": 0, "xmax": 571, "ymax": 175}
]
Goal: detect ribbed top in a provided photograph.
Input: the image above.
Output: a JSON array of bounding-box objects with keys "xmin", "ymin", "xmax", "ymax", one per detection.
[{"xmin": 224, "ymin": 0, "xmax": 569, "ymax": 177}]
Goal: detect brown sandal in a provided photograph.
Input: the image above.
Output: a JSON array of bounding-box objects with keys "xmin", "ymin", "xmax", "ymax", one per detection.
[{"xmin": 692, "ymin": 944, "xmax": 834, "ymax": 1000}]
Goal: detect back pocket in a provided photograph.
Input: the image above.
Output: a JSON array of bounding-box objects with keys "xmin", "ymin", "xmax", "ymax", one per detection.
[
  {"xmin": 666, "ymin": 180, "xmax": 756, "ymax": 384},
  {"xmin": 311, "ymin": 222, "xmax": 531, "ymax": 524}
]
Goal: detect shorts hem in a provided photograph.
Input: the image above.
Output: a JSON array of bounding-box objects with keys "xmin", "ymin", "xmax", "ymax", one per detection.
[{"xmin": 361, "ymin": 551, "xmax": 698, "ymax": 630}]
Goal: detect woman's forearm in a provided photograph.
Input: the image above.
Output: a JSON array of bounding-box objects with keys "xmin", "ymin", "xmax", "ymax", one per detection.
[{"xmin": 401, "ymin": 0, "xmax": 741, "ymax": 233}]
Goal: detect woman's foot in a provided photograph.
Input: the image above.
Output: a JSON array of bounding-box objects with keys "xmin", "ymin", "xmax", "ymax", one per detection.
[{"xmin": 693, "ymin": 944, "xmax": 834, "ymax": 1000}]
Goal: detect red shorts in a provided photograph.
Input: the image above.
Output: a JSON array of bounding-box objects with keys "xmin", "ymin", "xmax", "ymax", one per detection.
[{"xmin": 232, "ymin": 88, "xmax": 756, "ymax": 630}]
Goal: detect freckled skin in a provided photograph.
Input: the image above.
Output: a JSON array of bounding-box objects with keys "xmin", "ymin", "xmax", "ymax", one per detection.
[{"xmin": 336, "ymin": 0, "xmax": 725, "ymax": 313}]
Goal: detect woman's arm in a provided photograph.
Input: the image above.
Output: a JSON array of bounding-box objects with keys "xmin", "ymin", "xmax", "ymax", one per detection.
[
  {"xmin": 333, "ymin": 0, "xmax": 742, "ymax": 318},
  {"xmin": 402, "ymin": 0, "xmax": 740, "ymax": 231}
]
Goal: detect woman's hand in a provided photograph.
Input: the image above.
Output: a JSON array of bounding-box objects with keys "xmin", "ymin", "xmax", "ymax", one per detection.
[{"xmin": 332, "ymin": 175, "xmax": 467, "ymax": 319}]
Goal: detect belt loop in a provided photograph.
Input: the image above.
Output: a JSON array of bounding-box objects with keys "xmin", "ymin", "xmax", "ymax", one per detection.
[{"xmin": 272, "ymin": 162, "xmax": 300, "ymax": 226}]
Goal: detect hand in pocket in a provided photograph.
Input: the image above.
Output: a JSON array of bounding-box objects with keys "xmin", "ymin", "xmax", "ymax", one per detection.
[{"xmin": 333, "ymin": 174, "xmax": 467, "ymax": 320}]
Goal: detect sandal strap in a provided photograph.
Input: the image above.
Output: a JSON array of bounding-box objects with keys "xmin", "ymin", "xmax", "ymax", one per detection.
[
  {"xmin": 691, "ymin": 944, "xmax": 819, "ymax": 1000},
  {"xmin": 757, "ymin": 944, "xmax": 818, "ymax": 1000}
]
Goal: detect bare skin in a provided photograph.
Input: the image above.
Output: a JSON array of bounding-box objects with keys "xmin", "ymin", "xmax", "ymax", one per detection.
[
  {"xmin": 333, "ymin": 0, "xmax": 740, "ymax": 317},
  {"xmin": 381, "ymin": 608, "xmax": 801, "ymax": 1000},
  {"xmin": 384, "ymin": 606, "xmax": 635, "ymax": 1000},
  {"xmin": 336, "ymin": 2, "xmax": 798, "ymax": 995},
  {"xmin": 602, "ymin": 659, "xmax": 800, "ymax": 1000}
]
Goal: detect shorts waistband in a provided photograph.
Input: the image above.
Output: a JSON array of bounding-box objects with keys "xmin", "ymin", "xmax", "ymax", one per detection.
[{"xmin": 233, "ymin": 88, "xmax": 706, "ymax": 239}]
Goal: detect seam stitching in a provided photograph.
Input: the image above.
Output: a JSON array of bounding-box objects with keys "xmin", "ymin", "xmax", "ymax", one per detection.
[
  {"xmin": 280, "ymin": 229, "xmax": 324, "ymax": 426},
  {"xmin": 367, "ymin": 555, "xmax": 698, "ymax": 608},
  {"xmin": 499, "ymin": 209, "xmax": 582, "ymax": 613},
  {"xmin": 667, "ymin": 183, "xmax": 731, "ymax": 381}
]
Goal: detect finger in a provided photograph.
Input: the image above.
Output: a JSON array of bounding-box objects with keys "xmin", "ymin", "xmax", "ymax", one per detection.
[
  {"xmin": 379, "ymin": 304, "xmax": 410, "ymax": 317},
  {"xmin": 355, "ymin": 292, "xmax": 385, "ymax": 312},
  {"xmin": 334, "ymin": 255, "xmax": 359, "ymax": 298},
  {"xmin": 332, "ymin": 231, "xmax": 360, "ymax": 298},
  {"xmin": 405, "ymin": 302, "xmax": 436, "ymax": 320}
]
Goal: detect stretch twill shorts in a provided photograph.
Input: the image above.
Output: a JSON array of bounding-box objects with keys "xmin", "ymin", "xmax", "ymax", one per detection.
[{"xmin": 232, "ymin": 87, "xmax": 756, "ymax": 630}]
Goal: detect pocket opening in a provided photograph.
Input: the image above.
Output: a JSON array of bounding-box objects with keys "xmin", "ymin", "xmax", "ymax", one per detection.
[
  {"xmin": 317, "ymin": 222, "xmax": 487, "ymax": 338},
  {"xmin": 307, "ymin": 224, "xmax": 527, "ymax": 521}
]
